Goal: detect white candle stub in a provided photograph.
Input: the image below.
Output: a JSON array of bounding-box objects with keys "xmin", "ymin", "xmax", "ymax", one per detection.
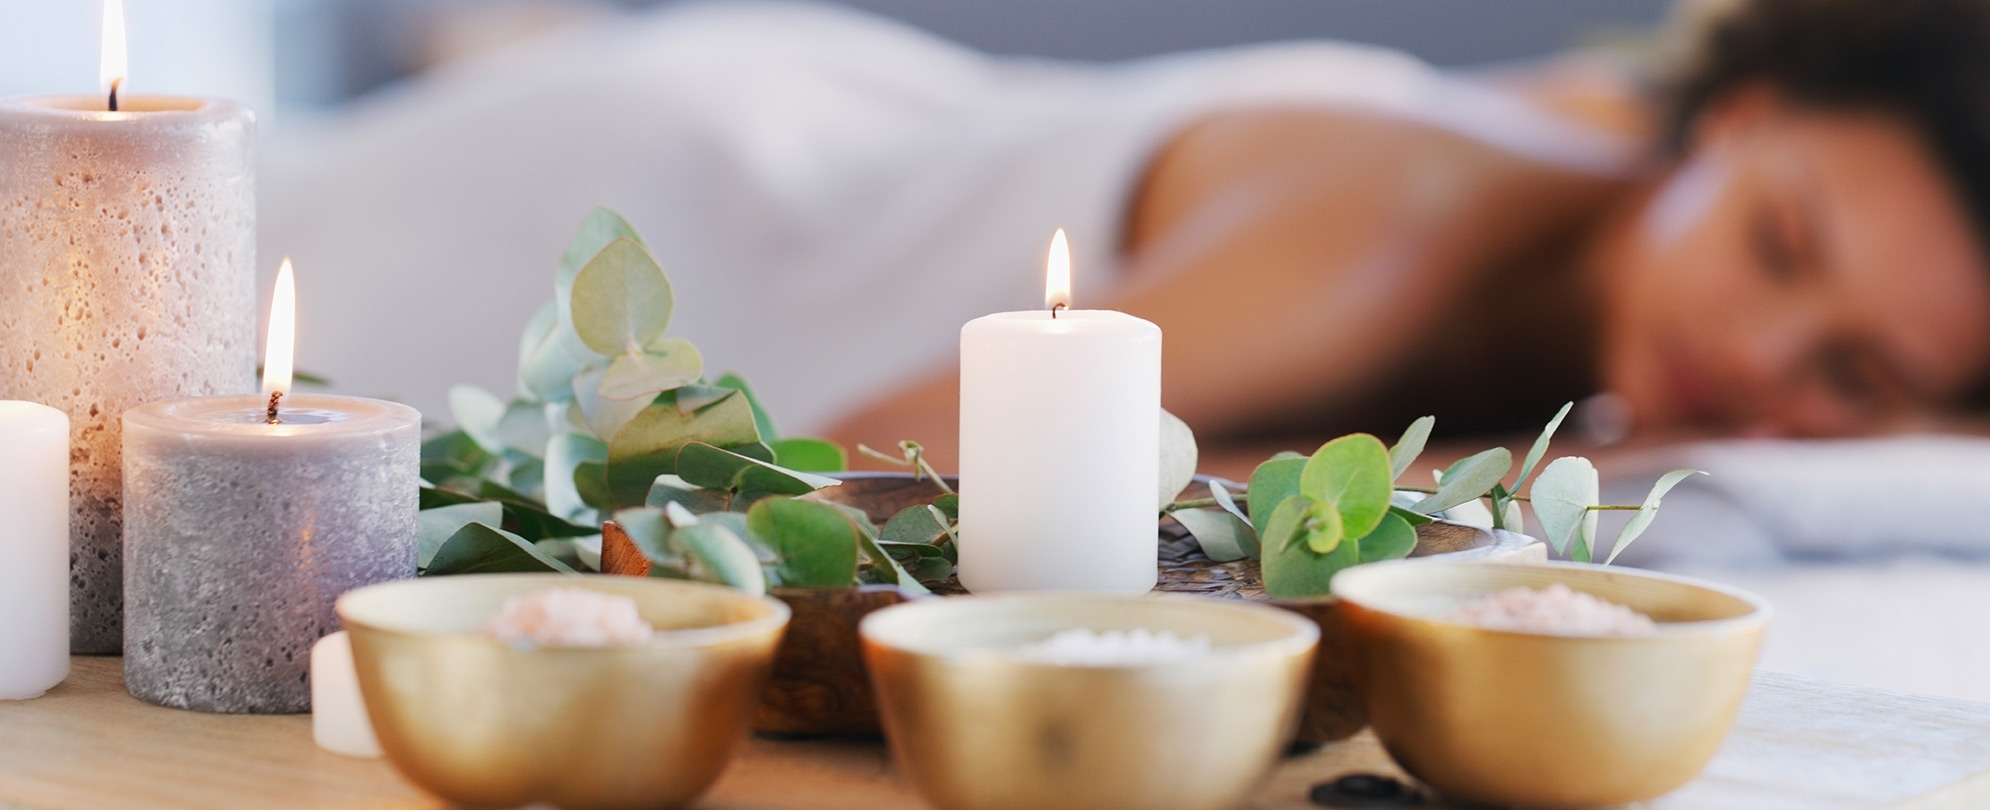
[
  {"xmin": 0, "ymin": 402, "xmax": 70, "ymax": 700},
  {"xmin": 311, "ymin": 631, "xmax": 381, "ymax": 758}
]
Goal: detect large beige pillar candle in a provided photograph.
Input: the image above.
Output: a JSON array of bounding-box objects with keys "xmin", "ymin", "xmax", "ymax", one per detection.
[{"xmin": 0, "ymin": 95, "xmax": 256, "ymax": 653}]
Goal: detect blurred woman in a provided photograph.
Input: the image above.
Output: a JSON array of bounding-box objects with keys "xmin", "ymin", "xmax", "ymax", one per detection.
[
  {"xmin": 262, "ymin": 0, "xmax": 1990, "ymax": 474},
  {"xmin": 829, "ymin": 0, "xmax": 1990, "ymax": 471}
]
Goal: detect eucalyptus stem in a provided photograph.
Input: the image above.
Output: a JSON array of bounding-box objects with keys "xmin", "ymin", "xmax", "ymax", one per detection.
[
  {"xmin": 858, "ymin": 441, "xmax": 955, "ymax": 495},
  {"xmin": 1163, "ymin": 497, "xmax": 1222, "ymax": 512}
]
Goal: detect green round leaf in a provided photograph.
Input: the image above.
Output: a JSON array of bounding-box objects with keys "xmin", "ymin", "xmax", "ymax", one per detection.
[
  {"xmin": 746, "ymin": 498, "xmax": 862, "ymax": 587},
  {"xmin": 1303, "ymin": 500, "xmax": 1346, "ymax": 554},
  {"xmin": 571, "ymin": 238, "xmax": 674, "ymax": 356},
  {"xmin": 1247, "ymin": 456, "xmax": 1306, "ymax": 535},
  {"xmin": 1299, "ymin": 434, "xmax": 1394, "ymax": 540},
  {"xmin": 1357, "ymin": 511, "xmax": 1417, "ymax": 563}
]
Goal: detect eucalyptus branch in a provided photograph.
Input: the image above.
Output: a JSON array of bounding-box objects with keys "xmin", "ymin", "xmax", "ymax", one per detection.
[{"xmin": 857, "ymin": 441, "xmax": 955, "ymax": 495}]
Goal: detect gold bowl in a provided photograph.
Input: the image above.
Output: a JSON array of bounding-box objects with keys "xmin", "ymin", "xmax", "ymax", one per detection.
[
  {"xmin": 336, "ymin": 574, "xmax": 790, "ymax": 810},
  {"xmin": 1332, "ymin": 560, "xmax": 1770, "ymax": 809},
  {"xmin": 861, "ymin": 594, "xmax": 1318, "ymax": 810}
]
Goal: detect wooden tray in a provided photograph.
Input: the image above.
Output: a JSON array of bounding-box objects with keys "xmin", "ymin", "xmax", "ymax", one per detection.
[{"xmin": 607, "ymin": 472, "xmax": 1542, "ymax": 741}]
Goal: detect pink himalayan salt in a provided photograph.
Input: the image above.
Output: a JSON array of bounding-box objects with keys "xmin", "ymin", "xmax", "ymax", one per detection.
[
  {"xmin": 480, "ymin": 588, "xmax": 656, "ymax": 647},
  {"xmin": 1451, "ymin": 583, "xmax": 1657, "ymax": 636}
]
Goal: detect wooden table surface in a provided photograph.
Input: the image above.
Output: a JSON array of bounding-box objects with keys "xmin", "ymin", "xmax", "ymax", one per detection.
[{"xmin": 3, "ymin": 658, "xmax": 1988, "ymax": 810}]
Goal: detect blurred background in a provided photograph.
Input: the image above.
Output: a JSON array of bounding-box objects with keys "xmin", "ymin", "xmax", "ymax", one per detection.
[{"xmin": 0, "ymin": 0, "xmax": 1671, "ymax": 120}]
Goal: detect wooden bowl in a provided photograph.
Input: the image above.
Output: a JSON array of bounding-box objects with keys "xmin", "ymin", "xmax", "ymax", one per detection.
[{"xmin": 607, "ymin": 473, "xmax": 1542, "ymax": 740}]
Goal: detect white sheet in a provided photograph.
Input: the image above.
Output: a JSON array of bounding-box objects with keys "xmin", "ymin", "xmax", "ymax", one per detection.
[{"xmin": 261, "ymin": 0, "xmax": 1617, "ymax": 429}]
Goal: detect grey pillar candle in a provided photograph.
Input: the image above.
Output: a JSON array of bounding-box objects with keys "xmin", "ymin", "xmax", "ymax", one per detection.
[
  {"xmin": 0, "ymin": 96, "xmax": 257, "ymax": 654},
  {"xmin": 122, "ymin": 394, "xmax": 419, "ymax": 713}
]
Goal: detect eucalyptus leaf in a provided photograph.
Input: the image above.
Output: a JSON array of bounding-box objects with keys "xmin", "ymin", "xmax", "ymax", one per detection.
[
  {"xmin": 646, "ymin": 473, "xmax": 733, "ymax": 513},
  {"xmin": 573, "ymin": 460, "xmax": 614, "ymax": 512},
  {"xmin": 1247, "ymin": 455, "xmax": 1306, "ymax": 536},
  {"xmin": 1206, "ymin": 482, "xmax": 1258, "ymax": 560},
  {"xmin": 856, "ymin": 531, "xmax": 931, "ymax": 596},
  {"xmin": 474, "ymin": 480, "xmax": 598, "ymax": 540},
  {"xmin": 604, "ymin": 388, "xmax": 762, "ymax": 506},
  {"xmin": 518, "ymin": 301, "xmax": 591, "ymax": 405},
  {"xmin": 420, "ymin": 485, "xmax": 479, "ymax": 510},
  {"xmin": 1530, "ymin": 456, "xmax": 1600, "ymax": 555},
  {"xmin": 544, "ymin": 432, "xmax": 608, "ymax": 522},
  {"xmin": 881, "ymin": 504, "xmax": 949, "ymax": 545},
  {"xmin": 671, "ymin": 522, "xmax": 767, "ymax": 596},
  {"xmin": 573, "ymin": 365, "xmax": 655, "ymax": 442},
  {"xmin": 496, "ymin": 400, "xmax": 552, "ymax": 456},
  {"xmin": 571, "ymin": 237, "xmax": 673, "ymax": 356},
  {"xmin": 770, "ymin": 438, "xmax": 848, "ymax": 473},
  {"xmin": 598, "ymin": 338, "xmax": 703, "ymax": 401},
  {"xmin": 1259, "ymin": 495, "xmax": 1312, "ymax": 559},
  {"xmin": 449, "ymin": 385, "xmax": 508, "ymax": 454},
  {"xmin": 427, "ymin": 523, "xmax": 578, "ymax": 576},
  {"xmin": 1303, "ymin": 500, "xmax": 1347, "ymax": 554},
  {"xmin": 745, "ymin": 498, "xmax": 862, "ymax": 587},
  {"xmin": 560, "ymin": 207, "xmax": 646, "ymax": 288},
  {"xmin": 1515, "ymin": 401, "xmax": 1574, "ymax": 490},
  {"xmin": 417, "ymin": 502, "xmax": 503, "ymax": 569},
  {"xmin": 1358, "ymin": 511, "xmax": 1417, "ymax": 563},
  {"xmin": 1388, "ymin": 416, "xmax": 1435, "ymax": 482},
  {"xmin": 1262, "ymin": 495, "xmax": 1359, "ymax": 599},
  {"xmin": 1299, "ymin": 434, "xmax": 1393, "ymax": 540},
  {"xmin": 1171, "ymin": 508, "xmax": 1256, "ymax": 562},
  {"xmin": 676, "ymin": 442, "xmax": 840, "ymax": 496},
  {"xmin": 1387, "ymin": 505, "xmax": 1433, "ymax": 526},
  {"xmin": 714, "ymin": 372, "xmax": 779, "ymax": 442},
  {"xmin": 1411, "ymin": 447, "xmax": 1513, "ymax": 514},
  {"xmin": 1604, "ymin": 468, "xmax": 1706, "ymax": 564},
  {"xmin": 1502, "ymin": 500, "xmax": 1525, "ymax": 534}
]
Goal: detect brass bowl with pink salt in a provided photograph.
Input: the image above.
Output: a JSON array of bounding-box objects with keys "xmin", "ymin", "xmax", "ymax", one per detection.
[
  {"xmin": 1330, "ymin": 560, "xmax": 1771, "ymax": 810},
  {"xmin": 336, "ymin": 574, "xmax": 789, "ymax": 810}
]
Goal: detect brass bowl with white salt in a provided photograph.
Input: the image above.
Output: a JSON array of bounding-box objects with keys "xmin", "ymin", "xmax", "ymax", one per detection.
[
  {"xmin": 860, "ymin": 593, "xmax": 1318, "ymax": 810},
  {"xmin": 336, "ymin": 574, "xmax": 789, "ymax": 810},
  {"xmin": 1331, "ymin": 560, "xmax": 1771, "ymax": 810}
]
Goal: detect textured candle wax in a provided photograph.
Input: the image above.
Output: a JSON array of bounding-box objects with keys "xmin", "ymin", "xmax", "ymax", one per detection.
[
  {"xmin": 0, "ymin": 402, "xmax": 70, "ymax": 699},
  {"xmin": 958, "ymin": 310, "xmax": 1161, "ymax": 594},
  {"xmin": 0, "ymin": 96, "xmax": 257, "ymax": 654},
  {"xmin": 123, "ymin": 394, "xmax": 419, "ymax": 713}
]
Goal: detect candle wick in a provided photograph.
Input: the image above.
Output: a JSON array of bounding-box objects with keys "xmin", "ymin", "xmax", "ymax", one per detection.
[
  {"xmin": 108, "ymin": 79, "xmax": 120, "ymax": 113},
  {"xmin": 266, "ymin": 391, "xmax": 283, "ymax": 425},
  {"xmin": 1051, "ymin": 303, "xmax": 1067, "ymax": 320}
]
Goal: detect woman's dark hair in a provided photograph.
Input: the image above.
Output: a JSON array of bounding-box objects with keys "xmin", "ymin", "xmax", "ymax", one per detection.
[{"xmin": 1667, "ymin": 0, "xmax": 1990, "ymax": 240}]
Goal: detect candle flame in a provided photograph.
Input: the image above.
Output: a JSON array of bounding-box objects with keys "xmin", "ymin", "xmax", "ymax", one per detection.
[
  {"xmin": 263, "ymin": 258, "xmax": 295, "ymax": 397},
  {"xmin": 101, "ymin": 0, "xmax": 127, "ymax": 103},
  {"xmin": 1045, "ymin": 229, "xmax": 1072, "ymax": 311}
]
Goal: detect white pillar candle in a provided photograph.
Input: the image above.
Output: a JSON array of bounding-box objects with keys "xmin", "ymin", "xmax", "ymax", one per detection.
[
  {"xmin": 0, "ymin": 90, "xmax": 256, "ymax": 654},
  {"xmin": 958, "ymin": 231, "xmax": 1161, "ymax": 594},
  {"xmin": 0, "ymin": 402, "xmax": 70, "ymax": 700},
  {"xmin": 311, "ymin": 631, "xmax": 382, "ymax": 758}
]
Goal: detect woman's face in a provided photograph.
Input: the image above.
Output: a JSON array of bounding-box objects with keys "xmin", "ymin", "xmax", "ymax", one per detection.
[{"xmin": 1599, "ymin": 87, "xmax": 1990, "ymax": 437}]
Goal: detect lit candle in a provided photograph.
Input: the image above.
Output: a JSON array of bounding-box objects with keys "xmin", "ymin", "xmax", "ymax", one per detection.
[
  {"xmin": 958, "ymin": 231, "xmax": 1162, "ymax": 594},
  {"xmin": 0, "ymin": 402, "xmax": 70, "ymax": 700},
  {"xmin": 311, "ymin": 631, "xmax": 382, "ymax": 757},
  {"xmin": 122, "ymin": 259, "xmax": 421, "ymax": 714},
  {"xmin": 0, "ymin": 0, "xmax": 257, "ymax": 654}
]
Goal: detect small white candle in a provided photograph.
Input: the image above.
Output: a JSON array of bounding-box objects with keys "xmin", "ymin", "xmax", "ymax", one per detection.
[
  {"xmin": 310, "ymin": 631, "xmax": 382, "ymax": 758},
  {"xmin": 958, "ymin": 231, "xmax": 1161, "ymax": 594},
  {"xmin": 0, "ymin": 402, "xmax": 70, "ymax": 700}
]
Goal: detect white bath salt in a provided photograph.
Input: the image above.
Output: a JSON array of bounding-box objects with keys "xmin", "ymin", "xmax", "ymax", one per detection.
[
  {"xmin": 1009, "ymin": 628, "xmax": 1213, "ymax": 666},
  {"xmin": 1451, "ymin": 583, "xmax": 1657, "ymax": 636},
  {"xmin": 480, "ymin": 588, "xmax": 656, "ymax": 647}
]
